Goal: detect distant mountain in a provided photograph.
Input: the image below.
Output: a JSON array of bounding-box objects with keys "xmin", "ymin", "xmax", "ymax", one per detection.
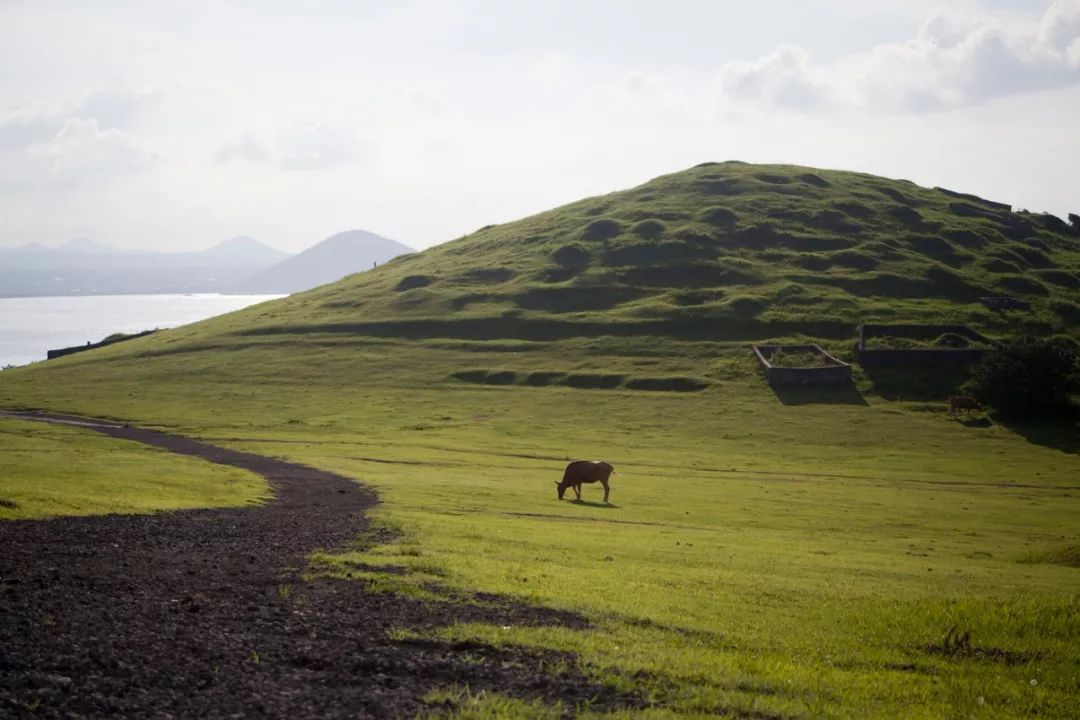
[
  {"xmin": 0, "ymin": 237, "xmax": 293, "ymax": 297},
  {"xmin": 201, "ymin": 236, "xmax": 290, "ymax": 265},
  {"xmin": 237, "ymin": 230, "xmax": 413, "ymax": 294},
  {"xmin": 57, "ymin": 238, "xmax": 123, "ymax": 254}
]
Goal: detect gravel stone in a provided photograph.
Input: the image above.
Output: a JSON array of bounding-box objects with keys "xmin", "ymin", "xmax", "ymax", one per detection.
[{"xmin": 0, "ymin": 413, "xmax": 646, "ymax": 718}]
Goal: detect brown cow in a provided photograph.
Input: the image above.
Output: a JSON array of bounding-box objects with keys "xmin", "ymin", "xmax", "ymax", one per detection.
[
  {"xmin": 556, "ymin": 460, "xmax": 615, "ymax": 503},
  {"xmin": 948, "ymin": 395, "xmax": 982, "ymax": 418}
]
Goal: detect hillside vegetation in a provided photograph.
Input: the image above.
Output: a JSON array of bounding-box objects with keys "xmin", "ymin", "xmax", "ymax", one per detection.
[
  {"xmin": 239, "ymin": 161, "xmax": 1080, "ymax": 342},
  {"xmin": 2, "ymin": 162, "xmax": 1079, "ymax": 718}
]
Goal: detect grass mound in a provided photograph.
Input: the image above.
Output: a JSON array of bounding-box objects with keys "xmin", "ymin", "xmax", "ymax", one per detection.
[
  {"xmin": 449, "ymin": 369, "xmax": 708, "ymax": 393},
  {"xmin": 222, "ymin": 159, "xmax": 1080, "ymax": 335},
  {"xmin": 395, "ymin": 275, "xmax": 433, "ymax": 291}
]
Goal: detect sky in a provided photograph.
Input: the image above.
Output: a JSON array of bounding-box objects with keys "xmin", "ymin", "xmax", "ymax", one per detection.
[{"xmin": 1, "ymin": 0, "xmax": 1078, "ymax": 253}]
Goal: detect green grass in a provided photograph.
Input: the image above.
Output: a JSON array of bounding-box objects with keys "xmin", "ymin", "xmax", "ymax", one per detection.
[
  {"xmin": 0, "ymin": 416, "xmax": 268, "ymax": 519},
  {"xmin": 1, "ymin": 162, "xmax": 1079, "ymax": 717},
  {"xmin": 3, "ymin": 336, "xmax": 1078, "ymax": 717},
  {"xmin": 189, "ymin": 161, "xmax": 1080, "ymax": 339}
]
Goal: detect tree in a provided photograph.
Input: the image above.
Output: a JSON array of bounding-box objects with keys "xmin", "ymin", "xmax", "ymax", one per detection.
[
  {"xmin": 1069, "ymin": 213, "xmax": 1080, "ymax": 234},
  {"xmin": 965, "ymin": 336, "xmax": 1079, "ymax": 418}
]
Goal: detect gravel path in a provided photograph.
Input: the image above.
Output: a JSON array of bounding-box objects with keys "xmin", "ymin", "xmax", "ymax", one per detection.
[{"xmin": 0, "ymin": 413, "xmax": 644, "ymax": 718}]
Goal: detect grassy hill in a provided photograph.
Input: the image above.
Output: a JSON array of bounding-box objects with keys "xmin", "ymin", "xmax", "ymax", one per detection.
[
  {"xmin": 238, "ymin": 161, "xmax": 1080, "ymax": 341},
  {"xmin": 2, "ymin": 162, "xmax": 1079, "ymax": 718}
]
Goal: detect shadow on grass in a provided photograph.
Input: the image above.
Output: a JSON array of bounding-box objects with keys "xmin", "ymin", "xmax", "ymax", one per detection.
[
  {"xmin": 770, "ymin": 382, "xmax": 868, "ymax": 406},
  {"xmin": 568, "ymin": 499, "xmax": 619, "ymax": 509},
  {"xmin": 860, "ymin": 366, "xmax": 969, "ymax": 402},
  {"xmin": 1000, "ymin": 411, "xmax": 1080, "ymax": 454},
  {"xmin": 956, "ymin": 416, "xmax": 993, "ymax": 428}
]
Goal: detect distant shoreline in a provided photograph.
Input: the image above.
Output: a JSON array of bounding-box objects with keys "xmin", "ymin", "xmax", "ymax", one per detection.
[
  {"xmin": 0, "ymin": 291, "xmax": 290, "ymax": 300},
  {"xmin": 0, "ymin": 294, "xmax": 286, "ymax": 368}
]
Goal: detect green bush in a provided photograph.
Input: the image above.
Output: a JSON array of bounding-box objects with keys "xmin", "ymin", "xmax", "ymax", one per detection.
[
  {"xmin": 964, "ymin": 337, "xmax": 1079, "ymax": 418},
  {"xmin": 582, "ymin": 218, "xmax": 622, "ymax": 241},
  {"xmin": 699, "ymin": 206, "xmax": 738, "ymax": 227},
  {"xmin": 550, "ymin": 244, "xmax": 591, "ymax": 268},
  {"xmin": 631, "ymin": 218, "xmax": 667, "ymax": 239}
]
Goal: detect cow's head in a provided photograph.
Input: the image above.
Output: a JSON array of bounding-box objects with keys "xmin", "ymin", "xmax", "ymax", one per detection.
[{"xmin": 555, "ymin": 480, "xmax": 567, "ymax": 500}]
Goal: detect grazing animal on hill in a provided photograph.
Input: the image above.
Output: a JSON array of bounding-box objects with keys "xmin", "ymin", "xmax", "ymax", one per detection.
[
  {"xmin": 948, "ymin": 395, "xmax": 982, "ymax": 418},
  {"xmin": 556, "ymin": 460, "xmax": 616, "ymax": 503}
]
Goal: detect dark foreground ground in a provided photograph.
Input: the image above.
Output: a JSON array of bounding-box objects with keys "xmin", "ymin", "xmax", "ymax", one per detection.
[{"xmin": 0, "ymin": 413, "xmax": 644, "ymax": 718}]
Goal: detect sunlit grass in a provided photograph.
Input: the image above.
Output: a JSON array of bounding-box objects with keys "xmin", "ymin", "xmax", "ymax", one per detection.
[
  {"xmin": 1, "ymin": 160, "xmax": 1078, "ymax": 716},
  {"xmin": 0, "ymin": 416, "xmax": 268, "ymax": 519}
]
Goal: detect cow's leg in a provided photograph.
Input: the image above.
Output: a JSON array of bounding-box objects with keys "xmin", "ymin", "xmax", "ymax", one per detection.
[
  {"xmin": 601, "ymin": 479, "xmax": 610, "ymax": 503},
  {"xmin": 573, "ymin": 483, "xmax": 582, "ymax": 500}
]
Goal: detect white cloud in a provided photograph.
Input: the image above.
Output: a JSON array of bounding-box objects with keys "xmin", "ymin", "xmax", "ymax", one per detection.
[
  {"xmin": 214, "ymin": 132, "xmax": 272, "ymax": 164},
  {"xmin": 276, "ymin": 122, "xmax": 364, "ymax": 171},
  {"xmin": 0, "ymin": 118, "xmax": 157, "ymax": 192},
  {"xmin": 44, "ymin": 118, "xmax": 157, "ymax": 185},
  {"xmin": 719, "ymin": 46, "xmax": 833, "ymax": 111},
  {"xmin": 602, "ymin": 70, "xmax": 687, "ymax": 115},
  {"xmin": 1038, "ymin": 0, "xmax": 1080, "ymax": 57},
  {"xmin": 0, "ymin": 103, "xmax": 64, "ymax": 152},
  {"xmin": 75, "ymin": 87, "xmax": 161, "ymax": 130},
  {"xmin": 718, "ymin": 0, "xmax": 1080, "ymax": 112},
  {"xmin": 1, "ymin": 1, "xmax": 1078, "ymax": 251},
  {"xmin": 0, "ymin": 86, "xmax": 159, "ymax": 153}
]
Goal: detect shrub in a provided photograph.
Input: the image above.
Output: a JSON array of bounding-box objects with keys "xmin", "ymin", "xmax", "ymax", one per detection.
[
  {"xmin": 631, "ymin": 218, "xmax": 667, "ymax": 239},
  {"xmin": 1036, "ymin": 213, "xmax": 1068, "ymax": 234},
  {"xmin": 699, "ymin": 206, "xmax": 738, "ymax": 227},
  {"xmin": 550, "ymin": 244, "xmax": 591, "ymax": 268},
  {"xmin": 834, "ymin": 201, "xmax": 874, "ymax": 219},
  {"xmin": 797, "ymin": 173, "xmax": 829, "ymax": 188},
  {"xmin": 831, "ymin": 250, "xmax": 878, "ymax": 270},
  {"xmin": 727, "ymin": 296, "xmax": 767, "ymax": 316},
  {"xmin": 395, "ymin": 275, "xmax": 433, "ymax": 291},
  {"xmin": 1051, "ymin": 301, "xmax": 1080, "ymax": 323},
  {"xmin": 997, "ymin": 275, "xmax": 1048, "ymax": 296},
  {"xmin": 1069, "ymin": 213, "xmax": 1080, "ymax": 233},
  {"xmin": 582, "ymin": 218, "xmax": 622, "ymax": 241},
  {"xmin": 934, "ymin": 333, "xmax": 969, "ymax": 348},
  {"xmin": 811, "ymin": 210, "xmax": 861, "ymax": 234},
  {"xmin": 964, "ymin": 336, "xmax": 1080, "ymax": 418}
]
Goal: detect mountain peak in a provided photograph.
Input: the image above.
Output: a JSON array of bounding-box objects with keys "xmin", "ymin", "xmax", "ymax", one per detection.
[
  {"xmin": 237, "ymin": 229, "xmax": 413, "ymax": 294},
  {"xmin": 203, "ymin": 236, "xmax": 290, "ymax": 263},
  {"xmin": 57, "ymin": 238, "xmax": 118, "ymax": 254}
]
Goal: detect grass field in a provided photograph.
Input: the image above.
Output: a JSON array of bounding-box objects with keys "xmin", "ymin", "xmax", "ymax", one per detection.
[
  {"xmin": 2, "ymin": 333, "xmax": 1078, "ymax": 718},
  {"xmin": 0, "ymin": 416, "xmax": 267, "ymax": 519},
  {"xmin": 2, "ymin": 162, "xmax": 1078, "ymax": 717}
]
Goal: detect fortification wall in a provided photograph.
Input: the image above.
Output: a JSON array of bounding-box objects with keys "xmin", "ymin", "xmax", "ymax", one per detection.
[
  {"xmin": 855, "ymin": 348, "xmax": 988, "ymax": 369},
  {"xmin": 752, "ymin": 344, "xmax": 853, "ymax": 385},
  {"xmin": 47, "ymin": 330, "xmax": 156, "ymax": 360},
  {"xmin": 854, "ymin": 324, "xmax": 994, "ymax": 370},
  {"xmin": 858, "ymin": 324, "xmax": 993, "ymax": 344}
]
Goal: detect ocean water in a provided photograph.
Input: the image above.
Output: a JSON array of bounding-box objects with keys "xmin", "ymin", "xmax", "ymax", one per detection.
[{"xmin": 0, "ymin": 294, "xmax": 284, "ymax": 368}]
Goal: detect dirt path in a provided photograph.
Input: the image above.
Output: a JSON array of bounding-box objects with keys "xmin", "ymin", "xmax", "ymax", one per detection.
[{"xmin": 0, "ymin": 412, "xmax": 644, "ymax": 718}]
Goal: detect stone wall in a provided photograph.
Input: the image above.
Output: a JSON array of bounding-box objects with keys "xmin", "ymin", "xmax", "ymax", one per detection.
[
  {"xmin": 47, "ymin": 330, "xmax": 156, "ymax": 360},
  {"xmin": 752, "ymin": 344, "xmax": 853, "ymax": 385},
  {"xmin": 855, "ymin": 324, "xmax": 995, "ymax": 370}
]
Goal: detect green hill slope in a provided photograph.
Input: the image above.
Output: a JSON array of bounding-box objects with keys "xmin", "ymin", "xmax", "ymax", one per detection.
[
  {"xmin": 239, "ymin": 161, "xmax": 1080, "ymax": 341},
  {"xmin": 3, "ymin": 162, "xmax": 1080, "ymax": 718}
]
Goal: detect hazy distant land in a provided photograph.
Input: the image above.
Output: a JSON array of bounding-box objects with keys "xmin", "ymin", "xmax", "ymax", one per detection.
[{"xmin": 0, "ymin": 230, "xmax": 413, "ymax": 297}]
